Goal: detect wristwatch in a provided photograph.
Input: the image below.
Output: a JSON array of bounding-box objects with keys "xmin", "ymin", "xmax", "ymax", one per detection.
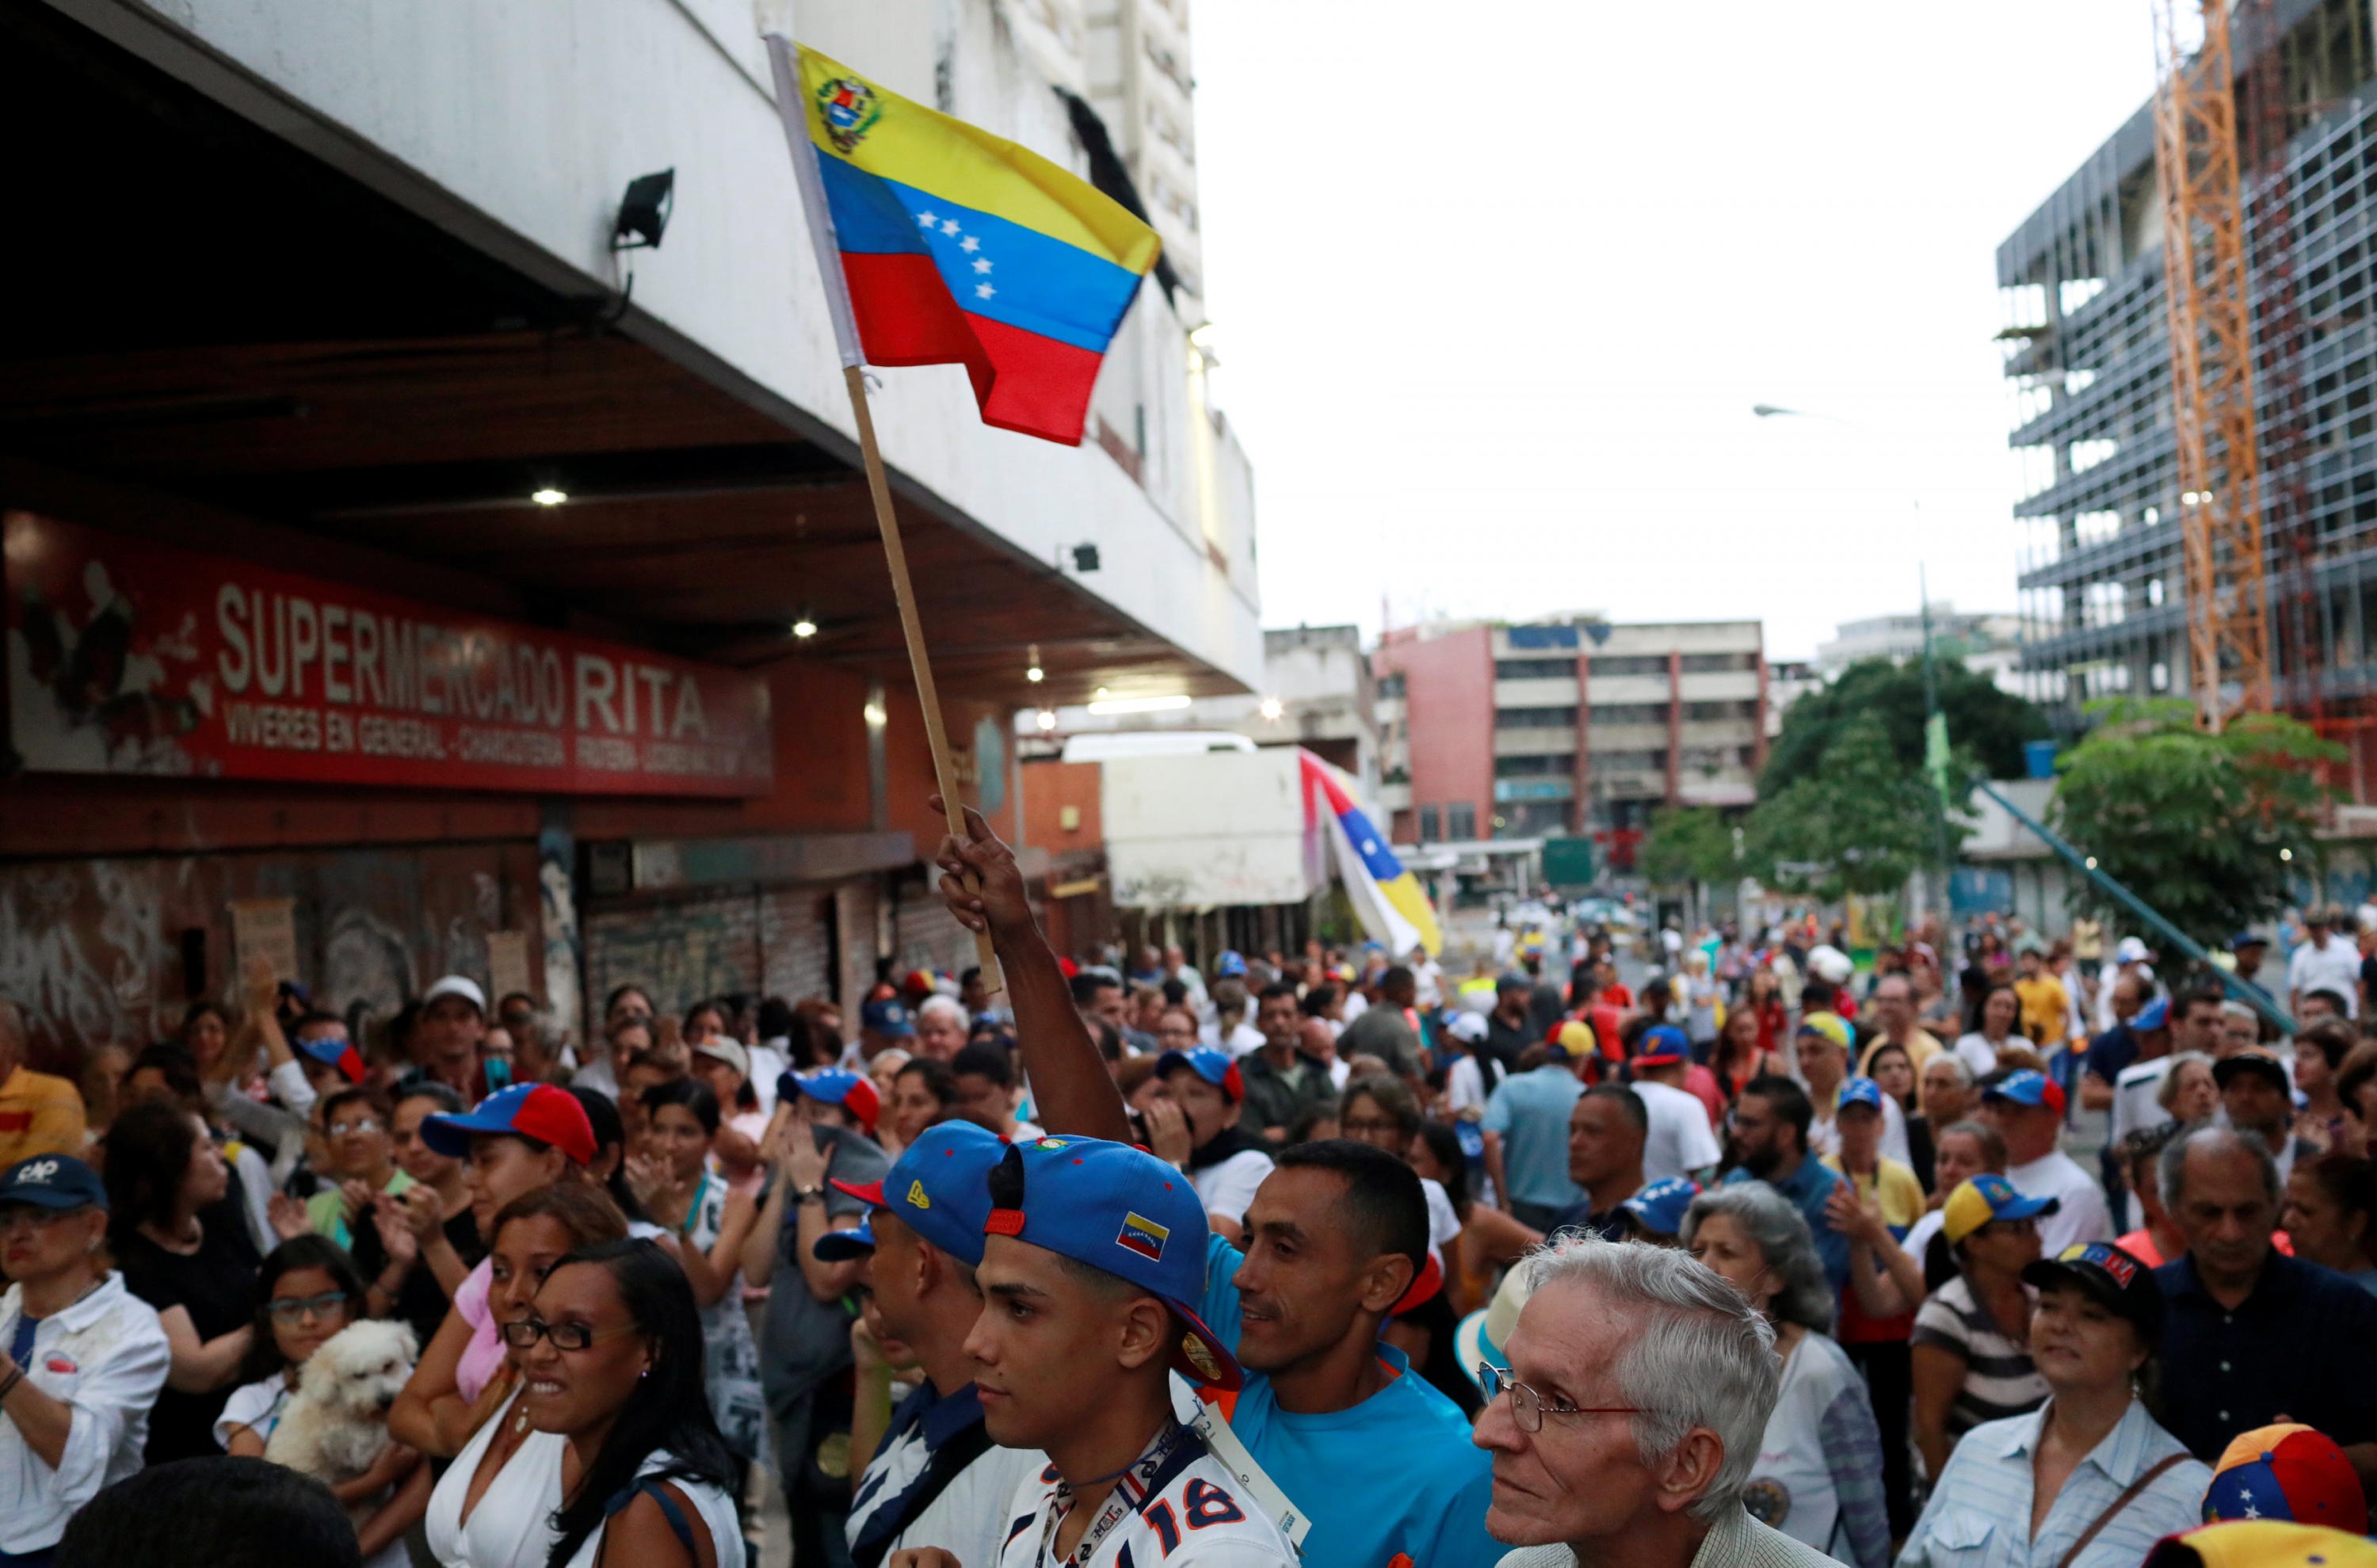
[{"xmin": 796, "ymin": 1185, "xmax": 829, "ymax": 1204}]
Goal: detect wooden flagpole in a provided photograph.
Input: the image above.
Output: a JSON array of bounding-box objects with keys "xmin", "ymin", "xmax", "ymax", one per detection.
[{"xmin": 838, "ymin": 364, "xmax": 1005, "ymax": 994}]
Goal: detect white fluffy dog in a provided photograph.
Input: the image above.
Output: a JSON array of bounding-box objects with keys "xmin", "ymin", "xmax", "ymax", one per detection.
[{"xmin": 264, "ymin": 1318, "xmax": 418, "ymax": 1487}]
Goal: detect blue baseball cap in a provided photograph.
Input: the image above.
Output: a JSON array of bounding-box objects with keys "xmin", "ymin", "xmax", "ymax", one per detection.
[
  {"xmin": 828, "ymin": 1120, "xmax": 1009, "ymax": 1266},
  {"xmin": 0, "ymin": 1154, "xmax": 107, "ymax": 1212},
  {"xmin": 1214, "ymin": 950, "xmax": 1248, "ymax": 979},
  {"xmin": 860, "ymin": 998, "xmax": 914, "ymax": 1037},
  {"xmin": 776, "ymin": 1068, "xmax": 882, "ymax": 1134},
  {"xmin": 1620, "ymin": 1177, "xmax": 1698, "ymax": 1238},
  {"xmin": 982, "ymin": 1135, "xmax": 1242, "ymax": 1388},
  {"xmin": 2230, "ymin": 930, "xmax": 2269, "ymax": 950},
  {"xmin": 813, "ymin": 1216, "xmax": 877, "ymax": 1262},
  {"xmin": 1982, "ymin": 1067, "xmax": 2067, "ymax": 1115},
  {"xmin": 2134, "ymin": 998, "xmax": 2171, "ymax": 1032},
  {"xmin": 1155, "ymin": 1047, "xmax": 1242, "ymax": 1104},
  {"xmin": 1837, "ymin": 1076, "xmax": 1887, "ymax": 1115},
  {"xmin": 1634, "ymin": 1024, "xmax": 1689, "ymax": 1066},
  {"xmin": 295, "ymin": 1034, "xmax": 368, "ymax": 1085},
  {"xmin": 419, "ymin": 1082, "xmax": 596, "ymax": 1165}
]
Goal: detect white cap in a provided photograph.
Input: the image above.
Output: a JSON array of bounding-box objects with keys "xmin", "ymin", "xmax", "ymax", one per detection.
[
  {"xmin": 1808, "ymin": 945, "xmax": 1854, "ymax": 983},
  {"xmin": 422, "ymin": 975, "xmax": 487, "ymax": 1013},
  {"xmin": 692, "ymin": 1037, "xmax": 750, "ymax": 1079},
  {"xmin": 2115, "ymin": 936, "xmax": 2150, "ymax": 963},
  {"xmin": 1446, "ymin": 1010, "xmax": 1488, "ymax": 1044}
]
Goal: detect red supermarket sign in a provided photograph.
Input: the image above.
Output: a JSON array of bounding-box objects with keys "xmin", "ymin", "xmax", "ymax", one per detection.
[{"xmin": 4, "ymin": 513, "xmax": 773, "ymax": 797}]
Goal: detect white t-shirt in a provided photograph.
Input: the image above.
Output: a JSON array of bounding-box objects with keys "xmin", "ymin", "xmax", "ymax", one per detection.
[
  {"xmin": 846, "ymin": 1390, "xmax": 1044, "ymax": 1568},
  {"xmin": 1635, "ymin": 1080, "xmax": 1723, "ymax": 1183},
  {"xmin": 1904, "ymin": 1207, "xmax": 1947, "ymax": 1267},
  {"xmin": 1200, "ymin": 1022, "xmax": 1265, "ymax": 1057},
  {"xmin": 2111, "ymin": 1057, "xmax": 2176, "ymax": 1146},
  {"xmin": 996, "ymin": 1429, "xmax": 1298, "ymax": 1568},
  {"xmin": 1748, "ymin": 1331, "xmax": 1879, "ymax": 1564},
  {"xmin": 1445, "ymin": 1055, "xmax": 1489, "ymax": 1116},
  {"xmin": 1952, "ymin": 1034, "xmax": 2002, "ymax": 1078},
  {"xmin": 2288, "ymin": 935, "xmax": 2363, "ymax": 1016},
  {"xmin": 219, "ymin": 1372, "xmax": 409, "ymax": 1568},
  {"xmin": 2009, "ymin": 1150, "xmax": 2115, "ymax": 1256},
  {"xmin": 1420, "ymin": 1176, "xmax": 1463, "ymax": 1267},
  {"xmin": 1190, "ymin": 1149, "xmax": 1276, "ymax": 1226}
]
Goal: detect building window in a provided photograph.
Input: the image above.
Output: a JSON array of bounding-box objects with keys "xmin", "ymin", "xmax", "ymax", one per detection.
[
  {"xmin": 1495, "ymin": 754, "xmax": 1575, "ymax": 776},
  {"xmin": 1679, "ymin": 652, "xmax": 1757, "ymax": 673},
  {"xmin": 1593, "ymin": 750, "xmax": 1667, "ymax": 773},
  {"xmin": 1494, "ymin": 706, "xmax": 1577, "ymax": 728},
  {"xmin": 1377, "ymin": 672, "xmax": 1406, "ymax": 698},
  {"xmin": 1494, "ymin": 658, "xmax": 1574, "ymax": 680},
  {"xmin": 1589, "ymin": 655, "xmax": 1669, "ymax": 677},
  {"xmin": 1419, "ymin": 803, "xmax": 1440, "ymax": 841},
  {"xmin": 1588, "ymin": 703, "xmax": 1666, "ymax": 726},
  {"xmin": 1445, "ymin": 802, "xmax": 1477, "ymax": 839},
  {"xmin": 1681, "ymin": 700, "xmax": 1757, "ymax": 722}
]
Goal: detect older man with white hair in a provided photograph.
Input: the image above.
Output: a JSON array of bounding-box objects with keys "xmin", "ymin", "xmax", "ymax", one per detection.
[
  {"xmin": 1475, "ymin": 1234, "xmax": 1839, "ymax": 1568},
  {"xmin": 911, "ymin": 994, "xmax": 969, "ymax": 1063}
]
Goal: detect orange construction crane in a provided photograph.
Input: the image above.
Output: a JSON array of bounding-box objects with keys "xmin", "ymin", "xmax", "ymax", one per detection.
[{"xmin": 2151, "ymin": 0, "xmax": 2269, "ymax": 729}]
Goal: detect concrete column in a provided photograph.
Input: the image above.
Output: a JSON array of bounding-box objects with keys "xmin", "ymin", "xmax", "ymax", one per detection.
[
  {"xmin": 1572, "ymin": 652, "xmax": 1592, "ymax": 835},
  {"xmin": 1665, "ymin": 650, "xmax": 1683, "ymax": 806}
]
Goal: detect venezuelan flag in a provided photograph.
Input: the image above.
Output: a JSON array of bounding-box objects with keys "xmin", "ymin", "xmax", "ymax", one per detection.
[
  {"xmin": 788, "ymin": 44, "xmax": 1161, "ymax": 446},
  {"xmin": 1300, "ymin": 753, "xmax": 1443, "ymax": 959}
]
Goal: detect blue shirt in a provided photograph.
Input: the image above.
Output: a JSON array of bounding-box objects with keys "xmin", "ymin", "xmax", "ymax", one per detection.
[
  {"xmin": 1197, "ymin": 1234, "xmax": 1500, "ymax": 1568},
  {"xmin": 1897, "ymin": 1397, "xmax": 2209, "ymax": 1568},
  {"xmin": 2154, "ymin": 1249, "xmax": 2377, "ymax": 1459},
  {"xmin": 1481, "ymin": 1064, "xmax": 1586, "ymax": 1209},
  {"xmin": 1723, "ymin": 1157, "xmax": 1849, "ymax": 1290}
]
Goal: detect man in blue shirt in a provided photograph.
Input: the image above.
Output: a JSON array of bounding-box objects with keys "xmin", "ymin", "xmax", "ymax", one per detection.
[
  {"xmin": 922, "ymin": 803, "xmax": 1501, "ymax": 1568},
  {"xmin": 1722, "ymin": 1074, "xmax": 1849, "ymax": 1289},
  {"xmin": 1482, "ymin": 1025, "xmax": 1589, "ymax": 1229}
]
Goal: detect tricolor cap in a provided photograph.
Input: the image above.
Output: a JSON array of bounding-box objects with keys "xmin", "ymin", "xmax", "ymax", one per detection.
[
  {"xmin": 419, "ymin": 1082, "xmax": 595, "ymax": 1166},
  {"xmin": 2144, "ymin": 1523, "xmax": 2377, "ymax": 1568},
  {"xmin": 829, "ymin": 1120, "xmax": 1009, "ymax": 1267},
  {"xmin": 1620, "ymin": 1177, "xmax": 1699, "ymax": 1238},
  {"xmin": 1633, "ymin": 1025, "xmax": 1688, "ymax": 1066},
  {"xmin": 2023, "ymin": 1241, "xmax": 2165, "ymax": 1345},
  {"xmin": 781, "ymin": 1068, "xmax": 881, "ymax": 1134},
  {"xmin": 2135, "ymin": 997, "xmax": 2172, "ymax": 1032},
  {"xmin": 860, "ymin": 998, "xmax": 914, "ymax": 1039},
  {"xmin": 812, "ymin": 1216, "xmax": 877, "ymax": 1262},
  {"xmin": 1942, "ymin": 1173, "xmax": 2060, "ymax": 1246},
  {"xmin": 0, "ymin": 1154, "xmax": 108, "ymax": 1212},
  {"xmin": 1156, "ymin": 1047, "xmax": 1242, "ymax": 1104},
  {"xmin": 1836, "ymin": 1076, "xmax": 1887, "ymax": 1115},
  {"xmin": 2203, "ymin": 1425, "xmax": 2368, "ymax": 1534},
  {"xmin": 296, "ymin": 1034, "xmax": 369, "ymax": 1085},
  {"xmin": 1796, "ymin": 1012, "xmax": 1852, "ymax": 1051},
  {"xmin": 421, "ymin": 975, "xmax": 487, "ymax": 1014},
  {"xmin": 1983, "ymin": 1067, "xmax": 2067, "ymax": 1116},
  {"xmin": 1549, "ymin": 1021, "xmax": 1597, "ymax": 1062},
  {"xmin": 981, "ymin": 1135, "xmax": 1241, "ymax": 1389}
]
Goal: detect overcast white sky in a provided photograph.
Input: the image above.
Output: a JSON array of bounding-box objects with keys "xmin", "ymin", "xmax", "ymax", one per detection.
[{"xmin": 1189, "ymin": 3, "xmax": 2158, "ymax": 661}]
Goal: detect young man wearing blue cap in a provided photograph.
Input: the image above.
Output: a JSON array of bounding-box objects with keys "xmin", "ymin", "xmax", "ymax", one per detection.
[
  {"xmin": 0, "ymin": 1153, "xmax": 171, "ymax": 1562},
  {"xmin": 837, "ymin": 1123, "xmax": 1045, "ymax": 1568},
  {"xmin": 1980, "ymin": 1069, "xmax": 2111, "ymax": 1256},
  {"xmin": 902, "ymin": 1136, "xmax": 1294, "ymax": 1568},
  {"xmin": 933, "ymin": 803, "xmax": 1501, "ymax": 1568},
  {"xmin": 1626, "ymin": 1029, "xmax": 1722, "ymax": 1185}
]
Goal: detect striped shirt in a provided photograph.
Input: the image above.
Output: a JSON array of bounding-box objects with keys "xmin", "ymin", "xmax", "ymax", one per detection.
[
  {"xmin": 1910, "ymin": 1278, "xmax": 2048, "ymax": 1437},
  {"xmin": 1895, "ymin": 1398, "xmax": 2210, "ymax": 1568}
]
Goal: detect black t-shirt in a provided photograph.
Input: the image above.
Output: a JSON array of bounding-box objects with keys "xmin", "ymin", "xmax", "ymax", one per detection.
[
  {"xmin": 114, "ymin": 1207, "xmax": 262, "ymax": 1463},
  {"xmin": 347, "ymin": 1195, "xmax": 486, "ymax": 1350}
]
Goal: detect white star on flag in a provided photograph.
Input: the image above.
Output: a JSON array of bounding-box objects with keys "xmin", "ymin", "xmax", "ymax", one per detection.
[
  {"xmin": 972, "ymin": 258, "xmax": 992, "ymax": 273},
  {"xmin": 915, "ymin": 211, "xmax": 937, "ymax": 228},
  {"xmin": 975, "ymin": 282, "xmax": 995, "ymax": 299},
  {"xmin": 1361, "ymin": 839, "xmax": 1378, "ymax": 854},
  {"xmin": 959, "ymin": 235, "xmax": 980, "ymax": 253},
  {"xmin": 941, "ymin": 219, "xmax": 961, "ymax": 235}
]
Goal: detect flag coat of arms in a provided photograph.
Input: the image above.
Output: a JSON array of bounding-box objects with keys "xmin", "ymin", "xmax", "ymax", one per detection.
[
  {"xmin": 782, "ymin": 44, "xmax": 1162, "ymax": 445},
  {"xmin": 1300, "ymin": 753, "xmax": 1444, "ymax": 958}
]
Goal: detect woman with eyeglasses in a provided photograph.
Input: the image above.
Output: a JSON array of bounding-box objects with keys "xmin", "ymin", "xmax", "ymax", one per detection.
[
  {"xmin": 423, "ymin": 1185, "xmax": 628, "ymax": 1568},
  {"xmin": 1910, "ymin": 1176, "xmax": 2055, "ymax": 1483},
  {"xmin": 105, "ymin": 1097, "xmax": 261, "ymax": 1463},
  {"xmin": 217, "ymin": 1234, "xmax": 428, "ymax": 1568},
  {"xmin": 0, "ymin": 1152, "xmax": 171, "ymax": 1567},
  {"xmin": 1681, "ymin": 1184, "xmax": 1891, "ymax": 1568}
]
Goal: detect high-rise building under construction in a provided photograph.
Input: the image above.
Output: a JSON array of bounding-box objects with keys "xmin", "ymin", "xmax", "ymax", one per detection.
[{"xmin": 2006, "ymin": 0, "xmax": 2377, "ymax": 792}]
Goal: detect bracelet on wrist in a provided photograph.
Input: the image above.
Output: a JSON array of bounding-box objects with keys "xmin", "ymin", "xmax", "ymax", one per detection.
[{"xmin": 0, "ymin": 1367, "xmax": 25, "ymax": 1402}]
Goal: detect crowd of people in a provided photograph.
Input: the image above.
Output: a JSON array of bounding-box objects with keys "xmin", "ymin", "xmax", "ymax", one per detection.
[{"xmin": 0, "ymin": 841, "xmax": 2374, "ymax": 1568}]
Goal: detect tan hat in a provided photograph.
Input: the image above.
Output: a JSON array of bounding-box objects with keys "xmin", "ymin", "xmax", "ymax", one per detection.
[{"xmin": 692, "ymin": 1037, "xmax": 750, "ymax": 1079}]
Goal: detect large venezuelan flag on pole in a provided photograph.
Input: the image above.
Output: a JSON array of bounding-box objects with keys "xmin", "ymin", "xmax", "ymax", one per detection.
[
  {"xmin": 762, "ymin": 36, "xmax": 1162, "ymax": 446},
  {"xmin": 1300, "ymin": 753, "xmax": 1443, "ymax": 959}
]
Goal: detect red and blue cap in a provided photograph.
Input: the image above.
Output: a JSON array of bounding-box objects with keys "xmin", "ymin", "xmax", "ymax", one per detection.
[
  {"xmin": 823, "ymin": 1120, "xmax": 1008, "ymax": 1266},
  {"xmin": 1983, "ymin": 1067, "xmax": 2067, "ymax": 1116},
  {"xmin": 779, "ymin": 1068, "xmax": 881, "ymax": 1134},
  {"xmin": 981, "ymin": 1135, "xmax": 1242, "ymax": 1389},
  {"xmin": 1155, "ymin": 1047, "xmax": 1242, "ymax": 1104},
  {"xmin": 419, "ymin": 1082, "xmax": 595, "ymax": 1166},
  {"xmin": 1620, "ymin": 1177, "xmax": 1699, "ymax": 1237},
  {"xmin": 2204, "ymin": 1425, "xmax": 2369, "ymax": 1534},
  {"xmin": 1633, "ymin": 1025, "xmax": 1688, "ymax": 1067},
  {"xmin": 295, "ymin": 1034, "xmax": 368, "ymax": 1085}
]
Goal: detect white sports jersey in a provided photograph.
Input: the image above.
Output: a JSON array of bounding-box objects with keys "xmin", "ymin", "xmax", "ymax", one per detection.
[
  {"xmin": 845, "ymin": 1383, "xmax": 1043, "ymax": 1568},
  {"xmin": 996, "ymin": 1427, "xmax": 1297, "ymax": 1568}
]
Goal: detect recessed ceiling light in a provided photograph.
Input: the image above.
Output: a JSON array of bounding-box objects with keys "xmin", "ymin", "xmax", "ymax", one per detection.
[
  {"xmin": 531, "ymin": 487, "xmax": 567, "ymax": 506},
  {"xmin": 792, "ymin": 618, "xmax": 817, "ymax": 639}
]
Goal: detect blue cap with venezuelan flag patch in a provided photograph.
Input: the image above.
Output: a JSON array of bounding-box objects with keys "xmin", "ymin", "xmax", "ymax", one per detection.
[
  {"xmin": 828, "ymin": 1120, "xmax": 1008, "ymax": 1266},
  {"xmin": 981, "ymin": 1135, "xmax": 1242, "ymax": 1389}
]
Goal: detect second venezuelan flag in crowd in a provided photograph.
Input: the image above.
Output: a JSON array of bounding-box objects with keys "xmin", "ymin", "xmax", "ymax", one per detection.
[{"xmin": 783, "ymin": 41, "xmax": 1162, "ymax": 445}]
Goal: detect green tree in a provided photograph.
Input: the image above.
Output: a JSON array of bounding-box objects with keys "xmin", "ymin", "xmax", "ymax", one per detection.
[
  {"xmin": 1763, "ymin": 656, "xmax": 2051, "ymax": 792},
  {"xmin": 2050, "ymin": 698, "xmax": 2341, "ymax": 944},
  {"xmin": 1639, "ymin": 806, "xmax": 1738, "ymax": 888},
  {"xmin": 1746, "ymin": 712, "xmax": 1960, "ymax": 898}
]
